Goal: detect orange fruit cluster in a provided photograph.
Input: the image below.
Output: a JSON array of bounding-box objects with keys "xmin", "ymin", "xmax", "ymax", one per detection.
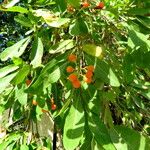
[
  {"xmin": 67, "ymin": 54, "xmax": 95, "ymax": 88},
  {"xmin": 84, "ymin": 65, "xmax": 95, "ymax": 84},
  {"xmin": 67, "ymin": 54, "xmax": 81, "ymax": 88}
]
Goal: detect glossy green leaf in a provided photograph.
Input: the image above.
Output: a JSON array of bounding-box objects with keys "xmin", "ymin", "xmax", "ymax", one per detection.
[
  {"xmin": 30, "ymin": 37, "xmax": 43, "ymax": 68},
  {"xmin": 0, "ymin": 37, "xmax": 30, "ymax": 61},
  {"xmin": 0, "ymin": 64, "xmax": 19, "ymax": 78},
  {"xmin": 63, "ymin": 97, "xmax": 85, "ymax": 150}
]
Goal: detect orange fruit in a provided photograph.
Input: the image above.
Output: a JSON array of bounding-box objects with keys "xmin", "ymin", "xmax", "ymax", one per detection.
[
  {"xmin": 32, "ymin": 100, "xmax": 38, "ymax": 106},
  {"xmin": 72, "ymin": 80, "xmax": 81, "ymax": 88},
  {"xmin": 84, "ymin": 77, "xmax": 92, "ymax": 84},
  {"xmin": 51, "ymin": 104, "xmax": 57, "ymax": 110},
  {"xmin": 85, "ymin": 71, "xmax": 93, "ymax": 78},
  {"xmin": 68, "ymin": 54, "xmax": 77, "ymax": 62},
  {"xmin": 26, "ymin": 79, "xmax": 31, "ymax": 86},
  {"xmin": 66, "ymin": 66, "xmax": 75, "ymax": 73},
  {"xmin": 68, "ymin": 74, "xmax": 78, "ymax": 82},
  {"xmin": 87, "ymin": 65, "xmax": 95, "ymax": 72},
  {"xmin": 95, "ymin": 2, "xmax": 104, "ymax": 9},
  {"xmin": 82, "ymin": 2, "xmax": 90, "ymax": 8}
]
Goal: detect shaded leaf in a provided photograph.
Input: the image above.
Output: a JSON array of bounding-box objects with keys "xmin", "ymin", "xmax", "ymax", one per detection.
[
  {"xmin": 69, "ymin": 19, "xmax": 88, "ymax": 36},
  {"xmin": 88, "ymin": 112, "xmax": 116, "ymax": 150},
  {"xmin": 110, "ymin": 125, "xmax": 150, "ymax": 150}
]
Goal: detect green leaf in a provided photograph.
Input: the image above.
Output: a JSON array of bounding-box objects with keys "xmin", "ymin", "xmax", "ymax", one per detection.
[
  {"xmin": 128, "ymin": 26, "xmax": 150, "ymax": 51},
  {"xmin": 55, "ymin": 94, "xmax": 72, "ymax": 117},
  {"xmin": 45, "ymin": 18, "xmax": 70, "ymax": 28},
  {"xmin": 80, "ymin": 123, "xmax": 93, "ymax": 150},
  {"xmin": 15, "ymin": 85, "xmax": 27, "ymax": 105},
  {"xmin": 82, "ymin": 44, "xmax": 103, "ymax": 59},
  {"xmin": 49, "ymin": 40, "xmax": 74, "ymax": 54},
  {"xmin": 0, "ymin": 132, "xmax": 21, "ymax": 150},
  {"xmin": 26, "ymin": 59, "xmax": 63, "ymax": 94},
  {"xmin": 0, "ymin": 37, "xmax": 30, "ymax": 61},
  {"xmin": 55, "ymin": 0, "xmax": 67, "ymax": 12},
  {"xmin": 110, "ymin": 125, "xmax": 150, "ymax": 150},
  {"xmin": 88, "ymin": 112, "xmax": 116, "ymax": 150},
  {"xmin": 85, "ymin": 54, "xmax": 109, "ymax": 83},
  {"xmin": 0, "ymin": 72, "xmax": 18, "ymax": 94},
  {"xmin": 0, "ymin": 64, "xmax": 19, "ymax": 78},
  {"xmin": 137, "ymin": 16, "xmax": 150, "ymax": 29},
  {"xmin": 20, "ymin": 145, "xmax": 29, "ymax": 150},
  {"xmin": 128, "ymin": 8, "xmax": 150, "ymax": 16},
  {"xmin": 0, "ymin": 6, "xmax": 28, "ymax": 13},
  {"xmin": 11, "ymin": 65, "xmax": 30, "ymax": 85},
  {"xmin": 109, "ymin": 68, "xmax": 120, "ymax": 87},
  {"xmin": 63, "ymin": 97, "xmax": 85, "ymax": 150},
  {"xmin": 69, "ymin": 18, "xmax": 89, "ymax": 36},
  {"xmin": 68, "ymin": 0, "xmax": 80, "ymax": 8},
  {"xmin": 14, "ymin": 14, "xmax": 33, "ymax": 27},
  {"xmin": 30, "ymin": 37, "xmax": 43, "ymax": 68},
  {"xmin": 44, "ymin": 66, "xmax": 61, "ymax": 84}
]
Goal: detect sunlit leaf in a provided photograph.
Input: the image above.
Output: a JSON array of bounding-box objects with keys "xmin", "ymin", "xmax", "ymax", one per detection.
[{"xmin": 63, "ymin": 96, "xmax": 85, "ymax": 150}]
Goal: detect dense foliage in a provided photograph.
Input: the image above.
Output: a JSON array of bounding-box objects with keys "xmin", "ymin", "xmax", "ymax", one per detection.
[{"xmin": 0, "ymin": 0, "xmax": 150, "ymax": 149}]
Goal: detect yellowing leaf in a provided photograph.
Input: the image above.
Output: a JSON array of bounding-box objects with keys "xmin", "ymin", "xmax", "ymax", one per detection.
[{"xmin": 82, "ymin": 44, "xmax": 103, "ymax": 59}]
